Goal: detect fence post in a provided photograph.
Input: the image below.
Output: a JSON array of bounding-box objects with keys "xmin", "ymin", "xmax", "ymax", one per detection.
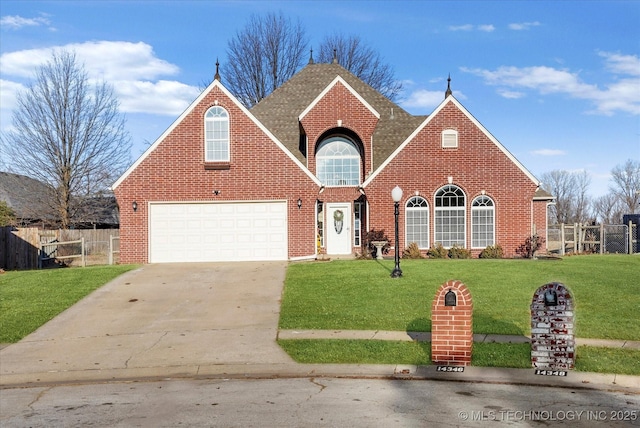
[
  {"xmin": 574, "ymin": 223, "xmax": 579, "ymax": 253},
  {"xmin": 600, "ymin": 223, "xmax": 604, "ymax": 254},
  {"xmin": 109, "ymin": 235, "xmax": 113, "ymax": 265},
  {"xmin": 630, "ymin": 221, "xmax": 634, "ymax": 255},
  {"xmin": 81, "ymin": 237, "xmax": 86, "ymax": 267},
  {"xmin": 560, "ymin": 223, "xmax": 565, "ymax": 256}
]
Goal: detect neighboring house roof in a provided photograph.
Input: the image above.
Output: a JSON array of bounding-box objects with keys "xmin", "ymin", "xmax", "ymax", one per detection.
[
  {"xmin": 250, "ymin": 62, "xmax": 426, "ymax": 170},
  {"xmin": 0, "ymin": 171, "xmax": 52, "ymax": 221}
]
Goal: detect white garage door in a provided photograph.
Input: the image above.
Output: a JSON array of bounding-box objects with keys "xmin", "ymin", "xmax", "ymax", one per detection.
[{"xmin": 149, "ymin": 202, "xmax": 288, "ymax": 263}]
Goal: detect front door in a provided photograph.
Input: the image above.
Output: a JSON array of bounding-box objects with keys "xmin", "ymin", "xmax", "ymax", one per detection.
[{"xmin": 326, "ymin": 203, "xmax": 352, "ymax": 255}]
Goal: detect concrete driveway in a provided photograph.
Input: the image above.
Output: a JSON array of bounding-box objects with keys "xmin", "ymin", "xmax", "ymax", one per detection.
[{"xmin": 0, "ymin": 262, "xmax": 293, "ymax": 385}]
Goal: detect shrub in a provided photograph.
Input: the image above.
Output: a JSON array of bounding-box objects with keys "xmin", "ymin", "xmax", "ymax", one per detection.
[
  {"xmin": 402, "ymin": 242, "xmax": 425, "ymax": 259},
  {"xmin": 516, "ymin": 234, "xmax": 545, "ymax": 259},
  {"xmin": 479, "ymin": 244, "xmax": 504, "ymax": 259},
  {"xmin": 427, "ymin": 242, "xmax": 448, "ymax": 259},
  {"xmin": 448, "ymin": 244, "xmax": 471, "ymax": 259}
]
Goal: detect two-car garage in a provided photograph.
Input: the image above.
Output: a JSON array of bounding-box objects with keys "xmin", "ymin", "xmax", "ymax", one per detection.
[{"xmin": 148, "ymin": 201, "xmax": 288, "ymax": 263}]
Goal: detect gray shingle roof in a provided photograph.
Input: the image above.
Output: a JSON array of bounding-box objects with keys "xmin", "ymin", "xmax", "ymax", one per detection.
[
  {"xmin": 250, "ymin": 63, "xmax": 426, "ymax": 170},
  {"xmin": 0, "ymin": 171, "xmax": 52, "ymax": 220}
]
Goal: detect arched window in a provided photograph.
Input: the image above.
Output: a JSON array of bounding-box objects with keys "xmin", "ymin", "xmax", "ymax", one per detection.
[
  {"xmin": 472, "ymin": 195, "xmax": 495, "ymax": 248},
  {"xmin": 316, "ymin": 137, "xmax": 360, "ymax": 186},
  {"xmin": 405, "ymin": 196, "xmax": 429, "ymax": 249},
  {"xmin": 205, "ymin": 106, "xmax": 229, "ymax": 162},
  {"xmin": 434, "ymin": 185, "xmax": 466, "ymax": 248}
]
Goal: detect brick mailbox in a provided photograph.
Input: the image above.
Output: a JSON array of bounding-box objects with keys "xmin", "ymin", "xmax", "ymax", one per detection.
[
  {"xmin": 530, "ymin": 282, "xmax": 575, "ymax": 370},
  {"xmin": 431, "ymin": 280, "xmax": 473, "ymax": 366}
]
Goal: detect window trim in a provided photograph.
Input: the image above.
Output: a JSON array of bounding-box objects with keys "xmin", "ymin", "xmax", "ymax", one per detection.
[
  {"xmin": 471, "ymin": 195, "xmax": 495, "ymax": 249},
  {"xmin": 405, "ymin": 196, "xmax": 430, "ymax": 249},
  {"xmin": 204, "ymin": 106, "xmax": 230, "ymax": 162}
]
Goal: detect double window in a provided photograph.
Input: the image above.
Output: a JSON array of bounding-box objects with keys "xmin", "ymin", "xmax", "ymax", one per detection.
[
  {"xmin": 316, "ymin": 137, "xmax": 361, "ymax": 186},
  {"xmin": 205, "ymin": 106, "xmax": 229, "ymax": 162}
]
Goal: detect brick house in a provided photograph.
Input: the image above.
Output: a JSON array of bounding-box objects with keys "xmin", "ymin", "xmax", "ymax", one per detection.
[{"xmin": 112, "ymin": 60, "xmax": 553, "ymax": 263}]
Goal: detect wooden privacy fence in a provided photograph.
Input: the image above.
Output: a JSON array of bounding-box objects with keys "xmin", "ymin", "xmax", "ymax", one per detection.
[{"xmin": 1, "ymin": 227, "xmax": 120, "ymax": 270}]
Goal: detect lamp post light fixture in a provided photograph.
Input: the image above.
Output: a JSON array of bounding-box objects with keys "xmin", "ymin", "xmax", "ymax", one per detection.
[{"xmin": 391, "ymin": 185, "xmax": 403, "ymax": 278}]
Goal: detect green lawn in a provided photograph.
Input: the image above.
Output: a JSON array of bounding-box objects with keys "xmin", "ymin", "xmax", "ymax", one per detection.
[
  {"xmin": 280, "ymin": 255, "xmax": 640, "ymax": 340},
  {"xmin": 278, "ymin": 340, "xmax": 640, "ymax": 375},
  {"xmin": 278, "ymin": 255, "xmax": 640, "ymax": 373},
  {"xmin": 0, "ymin": 265, "xmax": 138, "ymax": 343}
]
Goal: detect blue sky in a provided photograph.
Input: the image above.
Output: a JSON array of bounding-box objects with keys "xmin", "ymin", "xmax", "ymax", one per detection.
[{"xmin": 1, "ymin": 0, "xmax": 639, "ymax": 197}]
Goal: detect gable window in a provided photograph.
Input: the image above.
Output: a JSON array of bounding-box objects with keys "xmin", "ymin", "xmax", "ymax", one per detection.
[
  {"xmin": 434, "ymin": 185, "xmax": 466, "ymax": 247},
  {"xmin": 316, "ymin": 137, "xmax": 361, "ymax": 186},
  {"xmin": 405, "ymin": 196, "xmax": 429, "ymax": 249},
  {"xmin": 205, "ymin": 106, "xmax": 229, "ymax": 162},
  {"xmin": 442, "ymin": 129, "xmax": 458, "ymax": 148},
  {"xmin": 472, "ymin": 195, "xmax": 495, "ymax": 248}
]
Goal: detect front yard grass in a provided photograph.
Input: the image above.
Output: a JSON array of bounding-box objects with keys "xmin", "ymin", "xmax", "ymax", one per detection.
[
  {"xmin": 0, "ymin": 265, "xmax": 138, "ymax": 343},
  {"xmin": 278, "ymin": 255, "xmax": 640, "ymax": 374},
  {"xmin": 279, "ymin": 255, "xmax": 639, "ymax": 340}
]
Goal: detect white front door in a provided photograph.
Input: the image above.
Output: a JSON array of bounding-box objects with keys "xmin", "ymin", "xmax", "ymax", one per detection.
[{"xmin": 326, "ymin": 203, "xmax": 351, "ymax": 255}]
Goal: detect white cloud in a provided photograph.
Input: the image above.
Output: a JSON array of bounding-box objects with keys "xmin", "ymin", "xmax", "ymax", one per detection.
[
  {"xmin": 1, "ymin": 41, "xmax": 179, "ymax": 80},
  {"xmin": 0, "ymin": 14, "xmax": 52, "ymax": 30},
  {"xmin": 115, "ymin": 80, "xmax": 200, "ymax": 115},
  {"xmin": 599, "ymin": 51, "xmax": 640, "ymax": 76},
  {"xmin": 531, "ymin": 149, "xmax": 567, "ymax": 156},
  {"xmin": 461, "ymin": 52, "xmax": 640, "ymax": 115},
  {"xmin": 0, "ymin": 79, "xmax": 25, "ymax": 112},
  {"xmin": 497, "ymin": 89, "xmax": 525, "ymax": 99},
  {"xmin": 0, "ymin": 41, "xmax": 198, "ymax": 116},
  {"xmin": 400, "ymin": 89, "xmax": 446, "ymax": 110},
  {"xmin": 509, "ymin": 21, "xmax": 541, "ymax": 31},
  {"xmin": 449, "ymin": 24, "xmax": 474, "ymax": 31},
  {"xmin": 449, "ymin": 24, "xmax": 495, "ymax": 32}
]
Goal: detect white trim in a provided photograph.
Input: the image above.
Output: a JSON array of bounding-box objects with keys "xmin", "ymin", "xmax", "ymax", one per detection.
[
  {"xmin": 363, "ymin": 96, "xmax": 540, "ymax": 187},
  {"xmin": 290, "ymin": 254, "xmax": 317, "ymax": 261},
  {"xmin": 113, "ymin": 79, "xmax": 321, "ymax": 190},
  {"xmin": 298, "ymin": 76, "xmax": 380, "ymax": 121}
]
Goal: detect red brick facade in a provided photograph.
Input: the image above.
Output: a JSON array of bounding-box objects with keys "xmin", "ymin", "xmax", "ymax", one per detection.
[{"xmin": 113, "ymin": 64, "xmax": 551, "ymax": 263}]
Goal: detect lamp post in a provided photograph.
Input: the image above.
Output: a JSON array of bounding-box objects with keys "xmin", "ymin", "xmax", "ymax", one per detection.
[{"xmin": 391, "ymin": 185, "xmax": 403, "ymax": 278}]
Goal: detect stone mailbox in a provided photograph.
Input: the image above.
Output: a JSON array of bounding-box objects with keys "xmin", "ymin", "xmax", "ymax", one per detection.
[
  {"xmin": 530, "ymin": 282, "xmax": 575, "ymax": 370},
  {"xmin": 431, "ymin": 280, "xmax": 473, "ymax": 366}
]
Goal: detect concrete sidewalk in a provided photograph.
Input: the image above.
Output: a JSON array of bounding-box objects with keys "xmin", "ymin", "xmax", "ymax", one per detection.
[{"xmin": 1, "ymin": 262, "xmax": 638, "ymax": 392}]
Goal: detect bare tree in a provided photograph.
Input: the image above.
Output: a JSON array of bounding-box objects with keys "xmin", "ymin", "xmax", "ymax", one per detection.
[
  {"xmin": 223, "ymin": 12, "xmax": 308, "ymax": 108},
  {"xmin": 592, "ymin": 194, "xmax": 625, "ymax": 224},
  {"xmin": 0, "ymin": 50, "xmax": 131, "ymax": 229},
  {"xmin": 317, "ymin": 33, "xmax": 403, "ymax": 101},
  {"xmin": 610, "ymin": 159, "xmax": 640, "ymax": 214},
  {"xmin": 541, "ymin": 170, "xmax": 592, "ymax": 224}
]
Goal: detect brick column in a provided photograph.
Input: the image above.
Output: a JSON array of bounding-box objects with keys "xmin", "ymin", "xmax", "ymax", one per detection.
[{"xmin": 431, "ymin": 280, "xmax": 473, "ymax": 366}]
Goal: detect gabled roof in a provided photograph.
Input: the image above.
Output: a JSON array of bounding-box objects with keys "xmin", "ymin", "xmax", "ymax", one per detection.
[
  {"xmin": 250, "ymin": 63, "xmax": 425, "ymax": 169},
  {"xmin": 363, "ymin": 95, "xmax": 541, "ymax": 187},
  {"xmin": 112, "ymin": 79, "xmax": 321, "ymax": 190},
  {"xmin": 0, "ymin": 171, "xmax": 52, "ymax": 220}
]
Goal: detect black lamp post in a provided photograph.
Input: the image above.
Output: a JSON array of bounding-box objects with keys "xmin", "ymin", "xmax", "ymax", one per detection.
[{"xmin": 391, "ymin": 185, "xmax": 403, "ymax": 278}]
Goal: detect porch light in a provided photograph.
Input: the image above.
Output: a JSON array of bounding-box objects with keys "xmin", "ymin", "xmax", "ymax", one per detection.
[
  {"xmin": 297, "ymin": 198, "xmax": 302, "ymax": 209},
  {"xmin": 132, "ymin": 201, "xmax": 138, "ymax": 212},
  {"xmin": 391, "ymin": 186, "xmax": 403, "ymax": 278}
]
